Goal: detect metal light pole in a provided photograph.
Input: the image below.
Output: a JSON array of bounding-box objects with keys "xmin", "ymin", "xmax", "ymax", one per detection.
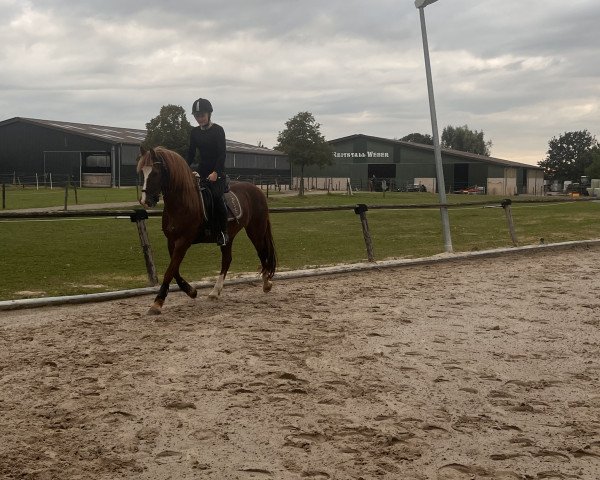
[{"xmin": 415, "ymin": 0, "xmax": 453, "ymax": 253}]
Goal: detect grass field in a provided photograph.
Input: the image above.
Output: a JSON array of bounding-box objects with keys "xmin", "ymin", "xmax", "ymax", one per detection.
[
  {"xmin": 0, "ymin": 183, "xmax": 561, "ymax": 210},
  {"xmin": 1, "ymin": 188, "xmax": 599, "ymax": 300},
  {"xmin": 0, "ymin": 185, "xmax": 140, "ymax": 210}
]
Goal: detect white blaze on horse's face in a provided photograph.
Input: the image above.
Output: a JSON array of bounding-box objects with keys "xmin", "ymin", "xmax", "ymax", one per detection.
[{"xmin": 140, "ymin": 166, "xmax": 153, "ymax": 207}]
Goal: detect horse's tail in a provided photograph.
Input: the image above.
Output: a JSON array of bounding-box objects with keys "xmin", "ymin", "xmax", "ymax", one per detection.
[{"xmin": 260, "ymin": 216, "xmax": 277, "ymax": 280}]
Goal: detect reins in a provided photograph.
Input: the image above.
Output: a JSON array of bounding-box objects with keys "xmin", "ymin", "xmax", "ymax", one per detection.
[{"xmin": 140, "ymin": 147, "xmax": 202, "ymax": 218}]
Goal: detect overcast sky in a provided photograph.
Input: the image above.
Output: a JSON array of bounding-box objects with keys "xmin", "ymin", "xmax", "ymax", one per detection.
[{"xmin": 1, "ymin": 0, "xmax": 598, "ymax": 165}]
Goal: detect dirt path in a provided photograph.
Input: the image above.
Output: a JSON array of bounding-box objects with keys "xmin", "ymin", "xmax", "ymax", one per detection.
[{"xmin": 1, "ymin": 245, "xmax": 599, "ymax": 479}]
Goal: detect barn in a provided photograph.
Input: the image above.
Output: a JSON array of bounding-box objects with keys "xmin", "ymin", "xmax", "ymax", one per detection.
[
  {"xmin": 0, "ymin": 117, "xmax": 289, "ymax": 187},
  {"xmin": 301, "ymin": 134, "xmax": 544, "ymax": 195}
]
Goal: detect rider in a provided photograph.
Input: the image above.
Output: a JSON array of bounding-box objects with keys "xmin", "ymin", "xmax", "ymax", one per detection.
[{"xmin": 186, "ymin": 98, "xmax": 229, "ymax": 246}]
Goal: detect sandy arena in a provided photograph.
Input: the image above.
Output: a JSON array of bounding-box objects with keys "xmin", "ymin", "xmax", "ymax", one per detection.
[{"xmin": 1, "ymin": 245, "xmax": 600, "ymax": 479}]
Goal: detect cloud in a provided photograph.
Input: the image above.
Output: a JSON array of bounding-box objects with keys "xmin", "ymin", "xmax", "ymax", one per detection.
[{"xmin": 0, "ymin": 0, "xmax": 598, "ymax": 163}]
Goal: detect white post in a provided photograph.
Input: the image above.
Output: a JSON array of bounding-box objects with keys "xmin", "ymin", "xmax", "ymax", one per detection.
[
  {"xmin": 36, "ymin": 173, "xmax": 39, "ymax": 190},
  {"xmin": 416, "ymin": 0, "xmax": 453, "ymax": 253},
  {"xmin": 50, "ymin": 173, "xmax": 53, "ymax": 190}
]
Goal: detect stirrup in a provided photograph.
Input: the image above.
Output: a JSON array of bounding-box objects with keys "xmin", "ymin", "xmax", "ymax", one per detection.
[{"xmin": 216, "ymin": 232, "xmax": 229, "ymax": 246}]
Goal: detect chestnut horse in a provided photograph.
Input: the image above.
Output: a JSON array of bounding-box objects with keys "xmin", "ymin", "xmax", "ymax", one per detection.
[{"xmin": 137, "ymin": 146, "xmax": 276, "ymax": 315}]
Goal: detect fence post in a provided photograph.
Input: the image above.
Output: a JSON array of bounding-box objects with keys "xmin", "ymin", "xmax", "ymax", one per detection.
[
  {"xmin": 2, "ymin": 183, "xmax": 5, "ymax": 209},
  {"xmin": 130, "ymin": 209, "xmax": 158, "ymax": 286},
  {"xmin": 501, "ymin": 199, "xmax": 518, "ymax": 246},
  {"xmin": 71, "ymin": 176, "xmax": 78, "ymax": 204},
  {"xmin": 63, "ymin": 180, "xmax": 69, "ymax": 211},
  {"xmin": 354, "ymin": 203, "xmax": 375, "ymax": 262}
]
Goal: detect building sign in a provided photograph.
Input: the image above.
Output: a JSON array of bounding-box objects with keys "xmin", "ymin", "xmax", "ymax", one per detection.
[{"xmin": 333, "ymin": 151, "xmax": 390, "ymax": 159}]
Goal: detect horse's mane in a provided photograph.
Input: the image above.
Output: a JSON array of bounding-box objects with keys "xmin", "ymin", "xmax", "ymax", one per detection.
[{"xmin": 153, "ymin": 147, "xmax": 200, "ymax": 214}]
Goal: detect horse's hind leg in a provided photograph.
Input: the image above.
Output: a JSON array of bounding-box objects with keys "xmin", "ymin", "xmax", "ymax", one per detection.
[
  {"xmin": 245, "ymin": 221, "xmax": 276, "ymax": 293},
  {"xmin": 209, "ymin": 241, "xmax": 233, "ymax": 299},
  {"xmin": 262, "ymin": 273, "xmax": 273, "ymax": 293}
]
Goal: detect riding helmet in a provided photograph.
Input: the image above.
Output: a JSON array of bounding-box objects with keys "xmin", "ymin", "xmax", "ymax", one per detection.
[{"xmin": 192, "ymin": 98, "xmax": 213, "ymax": 115}]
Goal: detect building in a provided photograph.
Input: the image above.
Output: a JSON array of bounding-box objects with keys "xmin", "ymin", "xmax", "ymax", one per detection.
[
  {"xmin": 0, "ymin": 117, "xmax": 289, "ymax": 187},
  {"xmin": 301, "ymin": 134, "xmax": 544, "ymax": 195},
  {"xmin": 224, "ymin": 139, "xmax": 289, "ymax": 185}
]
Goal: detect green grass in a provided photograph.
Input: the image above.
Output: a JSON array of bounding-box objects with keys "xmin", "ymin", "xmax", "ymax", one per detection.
[
  {"xmin": 266, "ymin": 191, "xmax": 508, "ymax": 207},
  {"xmin": 1, "ymin": 184, "xmax": 563, "ymax": 210},
  {"xmin": 1, "ymin": 190, "xmax": 599, "ymax": 300},
  {"xmin": 0, "ymin": 185, "xmax": 139, "ymax": 210}
]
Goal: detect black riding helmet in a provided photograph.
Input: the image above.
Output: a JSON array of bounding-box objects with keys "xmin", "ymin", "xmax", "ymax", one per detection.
[{"xmin": 192, "ymin": 98, "xmax": 213, "ymax": 115}]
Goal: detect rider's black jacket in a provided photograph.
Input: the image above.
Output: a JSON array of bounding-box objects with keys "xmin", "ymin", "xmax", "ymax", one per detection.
[{"xmin": 186, "ymin": 123, "xmax": 226, "ymax": 178}]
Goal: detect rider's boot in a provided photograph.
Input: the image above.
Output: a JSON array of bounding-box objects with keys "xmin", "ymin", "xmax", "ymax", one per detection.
[{"xmin": 216, "ymin": 200, "xmax": 229, "ymax": 246}]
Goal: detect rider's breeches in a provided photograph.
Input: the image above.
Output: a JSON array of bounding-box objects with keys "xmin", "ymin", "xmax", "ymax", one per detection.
[{"xmin": 208, "ymin": 179, "xmax": 227, "ymax": 232}]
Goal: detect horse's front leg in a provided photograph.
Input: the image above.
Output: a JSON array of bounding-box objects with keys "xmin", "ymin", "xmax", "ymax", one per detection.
[
  {"xmin": 175, "ymin": 274, "xmax": 197, "ymax": 299},
  {"xmin": 209, "ymin": 242, "xmax": 233, "ymax": 299},
  {"xmin": 148, "ymin": 283, "xmax": 170, "ymax": 316},
  {"xmin": 148, "ymin": 240, "xmax": 192, "ymax": 315},
  {"xmin": 168, "ymin": 240, "xmax": 197, "ymax": 299}
]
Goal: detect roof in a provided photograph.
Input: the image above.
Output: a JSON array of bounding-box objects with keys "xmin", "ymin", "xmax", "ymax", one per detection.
[
  {"xmin": 0, "ymin": 117, "xmax": 284, "ymax": 156},
  {"xmin": 0, "ymin": 117, "xmax": 146, "ymax": 144},
  {"xmin": 225, "ymin": 139, "xmax": 284, "ymax": 156},
  {"xmin": 329, "ymin": 134, "xmax": 542, "ymax": 170}
]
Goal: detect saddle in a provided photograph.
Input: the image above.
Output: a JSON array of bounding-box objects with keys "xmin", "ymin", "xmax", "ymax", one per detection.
[{"xmin": 194, "ymin": 176, "xmax": 242, "ymax": 244}]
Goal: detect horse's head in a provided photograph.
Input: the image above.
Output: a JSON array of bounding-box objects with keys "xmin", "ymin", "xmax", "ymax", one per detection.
[{"xmin": 137, "ymin": 146, "xmax": 166, "ymax": 208}]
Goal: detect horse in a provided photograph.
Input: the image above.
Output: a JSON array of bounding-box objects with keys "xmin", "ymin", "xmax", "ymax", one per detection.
[{"xmin": 136, "ymin": 146, "xmax": 276, "ymax": 315}]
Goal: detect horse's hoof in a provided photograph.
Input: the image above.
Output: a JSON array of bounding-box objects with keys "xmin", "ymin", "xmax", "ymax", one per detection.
[
  {"xmin": 263, "ymin": 281, "xmax": 273, "ymax": 293},
  {"xmin": 147, "ymin": 306, "xmax": 162, "ymax": 315},
  {"xmin": 208, "ymin": 291, "xmax": 220, "ymax": 300},
  {"xmin": 188, "ymin": 288, "xmax": 198, "ymax": 299}
]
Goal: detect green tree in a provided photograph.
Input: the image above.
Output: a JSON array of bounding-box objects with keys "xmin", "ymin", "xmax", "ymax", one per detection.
[
  {"xmin": 441, "ymin": 124, "xmax": 492, "ymax": 156},
  {"xmin": 400, "ymin": 132, "xmax": 433, "ymax": 145},
  {"xmin": 276, "ymin": 111, "xmax": 333, "ymax": 196},
  {"xmin": 144, "ymin": 104, "xmax": 193, "ymax": 158},
  {"xmin": 538, "ymin": 130, "xmax": 598, "ymax": 182},
  {"xmin": 584, "ymin": 148, "xmax": 600, "ymax": 180}
]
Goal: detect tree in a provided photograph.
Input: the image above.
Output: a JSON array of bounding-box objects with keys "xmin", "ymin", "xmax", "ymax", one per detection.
[
  {"xmin": 538, "ymin": 130, "xmax": 598, "ymax": 182},
  {"xmin": 400, "ymin": 132, "xmax": 433, "ymax": 145},
  {"xmin": 144, "ymin": 104, "xmax": 193, "ymax": 159},
  {"xmin": 441, "ymin": 124, "xmax": 492, "ymax": 156},
  {"xmin": 275, "ymin": 111, "xmax": 333, "ymax": 195},
  {"xmin": 584, "ymin": 148, "xmax": 600, "ymax": 180}
]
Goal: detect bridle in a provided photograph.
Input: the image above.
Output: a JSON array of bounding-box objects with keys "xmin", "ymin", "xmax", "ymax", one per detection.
[
  {"xmin": 142, "ymin": 153, "xmax": 169, "ymax": 195},
  {"xmin": 141, "ymin": 160, "xmax": 165, "ymax": 195}
]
